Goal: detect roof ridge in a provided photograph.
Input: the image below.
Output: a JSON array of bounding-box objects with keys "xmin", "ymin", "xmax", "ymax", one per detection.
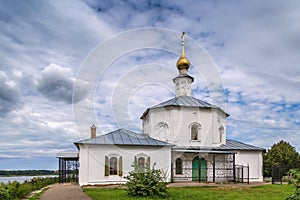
[
  {"xmin": 119, "ymin": 128, "xmax": 140, "ymax": 134},
  {"xmin": 148, "ymin": 95, "xmax": 217, "ymax": 109}
]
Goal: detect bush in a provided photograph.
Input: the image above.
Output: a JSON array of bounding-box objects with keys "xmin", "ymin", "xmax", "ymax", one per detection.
[
  {"xmin": 0, "ymin": 177, "xmax": 58, "ymax": 200},
  {"xmin": 125, "ymin": 164, "xmax": 168, "ymax": 198},
  {"xmin": 286, "ymin": 169, "xmax": 300, "ymax": 200},
  {"xmin": 0, "ymin": 187, "xmax": 9, "ymax": 200}
]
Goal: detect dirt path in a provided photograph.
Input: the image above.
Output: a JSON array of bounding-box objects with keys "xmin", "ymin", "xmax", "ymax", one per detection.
[{"xmin": 40, "ymin": 183, "xmax": 91, "ymax": 200}]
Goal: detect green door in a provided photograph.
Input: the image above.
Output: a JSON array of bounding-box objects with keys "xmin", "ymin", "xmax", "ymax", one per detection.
[
  {"xmin": 200, "ymin": 158, "xmax": 207, "ymax": 181},
  {"xmin": 192, "ymin": 157, "xmax": 199, "ymax": 181},
  {"xmin": 192, "ymin": 157, "xmax": 207, "ymax": 181}
]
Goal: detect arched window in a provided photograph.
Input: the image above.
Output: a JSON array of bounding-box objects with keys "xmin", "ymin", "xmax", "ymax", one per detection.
[
  {"xmin": 175, "ymin": 158, "xmax": 183, "ymax": 175},
  {"xmin": 190, "ymin": 123, "xmax": 201, "ymax": 141},
  {"xmin": 191, "ymin": 124, "xmax": 198, "ymax": 140},
  {"xmin": 110, "ymin": 157, "xmax": 118, "ymax": 175},
  {"xmin": 138, "ymin": 157, "xmax": 145, "ymax": 169},
  {"xmin": 105, "ymin": 155, "xmax": 122, "ymax": 176},
  {"xmin": 155, "ymin": 122, "xmax": 169, "ymax": 141}
]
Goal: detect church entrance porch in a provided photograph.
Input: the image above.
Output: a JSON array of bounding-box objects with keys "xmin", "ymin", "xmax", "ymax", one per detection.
[{"xmin": 172, "ymin": 151, "xmax": 249, "ymax": 183}]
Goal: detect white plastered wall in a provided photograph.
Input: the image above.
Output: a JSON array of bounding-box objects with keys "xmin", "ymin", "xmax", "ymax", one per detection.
[
  {"xmin": 143, "ymin": 107, "xmax": 226, "ymax": 147},
  {"xmin": 235, "ymin": 150, "xmax": 263, "ymax": 182},
  {"xmin": 78, "ymin": 144, "xmax": 172, "ymax": 186}
]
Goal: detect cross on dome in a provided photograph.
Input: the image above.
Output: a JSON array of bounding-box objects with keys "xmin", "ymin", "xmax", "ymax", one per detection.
[{"xmin": 176, "ymin": 32, "xmax": 191, "ymax": 74}]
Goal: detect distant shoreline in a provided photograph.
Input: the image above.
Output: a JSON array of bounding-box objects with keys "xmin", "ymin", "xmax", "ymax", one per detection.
[
  {"xmin": 0, "ymin": 170, "xmax": 58, "ymax": 177},
  {"xmin": 0, "ymin": 175, "xmax": 56, "ymax": 177}
]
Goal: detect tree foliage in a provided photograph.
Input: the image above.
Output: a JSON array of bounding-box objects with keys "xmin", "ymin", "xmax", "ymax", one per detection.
[
  {"xmin": 264, "ymin": 140, "xmax": 300, "ymax": 177},
  {"xmin": 125, "ymin": 164, "xmax": 168, "ymax": 198},
  {"xmin": 286, "ymin": 169, "xmax": 300, "ymax": 200}
]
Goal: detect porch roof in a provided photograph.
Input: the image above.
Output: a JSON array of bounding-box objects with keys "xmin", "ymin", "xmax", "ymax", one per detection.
[
  {"xmin": 172, "ymin": 149, "xmax": 236, "ymax": 154},
  {"xmin": 217, "ymin": 139, "xmax": 265, "ymax": 151},
  {"xmin": 172, "ymin": 139, "xmax": 265, "ymax": 153},
  {"xmin": 56, "ymin": 152, "xmax": 79, "ymax": 159}
]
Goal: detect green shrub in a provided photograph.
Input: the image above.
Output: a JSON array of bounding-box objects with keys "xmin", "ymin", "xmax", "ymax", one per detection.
[
  {"xmin": 0, "ymin": 177, "xmax": 58, "ymax": 200},
  {"xmin": 125, "ymin": 163, "xmax": 168, "ymax": 198},
  {"xmin": 0, "ymin": 187, "xmax": 10, "ymax": 200},
  {"xmin": 286, "ymin": 169, "xmax": 300, "ymax": 200},
  {"xmin": 16, "ymin": 182, "xmax": 32, "ymax": 198}
]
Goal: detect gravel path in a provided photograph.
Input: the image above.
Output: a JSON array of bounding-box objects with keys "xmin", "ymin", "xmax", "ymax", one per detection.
[{"xmin": 40, "ymin": 183, "xmax": 91, "ymax": 200}]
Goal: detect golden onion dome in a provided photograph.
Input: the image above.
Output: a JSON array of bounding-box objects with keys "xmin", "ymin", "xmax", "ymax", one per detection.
[
  {"xmin": 176, "ymin": 56, "xmax": 190, "ymax": 70},
  {"xmin": 176, "ymin": 32, "xmax": 190, "ymax": 71}
]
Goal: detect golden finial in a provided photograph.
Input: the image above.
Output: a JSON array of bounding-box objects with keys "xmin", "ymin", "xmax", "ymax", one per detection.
[{"xmin": 176, "ymin": 32, "xmax": 190, "ymax": 74}]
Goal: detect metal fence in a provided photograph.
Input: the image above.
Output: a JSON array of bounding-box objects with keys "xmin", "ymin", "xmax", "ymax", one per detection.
[
  {"xmin": 58, "ymin": 158, "xmax": 79, "ymax": 183},
  {"xmin": 235, "ymin": 165, "xmax": 249, "ymax": 183},
  {"xmin": 172, "ymin": 164, "xmax": 249, "ymax": 183},
  {"xmin": 271, "ymin": 164, "xmax": 283, "ymax": 184}
]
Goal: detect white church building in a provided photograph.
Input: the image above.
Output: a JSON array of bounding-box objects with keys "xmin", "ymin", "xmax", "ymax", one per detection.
[{"xmin": 59, "ymin": 33, "xmax": 264, "ymax": 186}]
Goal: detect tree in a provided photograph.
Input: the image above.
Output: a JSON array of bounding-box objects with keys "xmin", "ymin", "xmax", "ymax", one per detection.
[{"xmin": 264, "ymin": 140, "xmax": 300, "ymax": 177}]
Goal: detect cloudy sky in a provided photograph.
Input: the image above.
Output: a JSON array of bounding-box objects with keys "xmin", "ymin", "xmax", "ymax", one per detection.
[{"xmin": 0, "ymin": 0, "xmax": 300, "ymax": 170}]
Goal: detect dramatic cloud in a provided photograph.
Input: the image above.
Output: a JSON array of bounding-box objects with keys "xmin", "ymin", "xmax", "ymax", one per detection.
[
  {"xmin": 37, "ymin": 63, "xmax": 89, "ymax": 104},
  {"xmin": 37, "ymin": 64, "xmax": 73, "ymax": 103},
  {"xmin": 0, "ymin": 71, "xmax": 22, "ymax": 116},
  {"xmin": 0, "ymin": 0, "xmax": 300, "ymax": 169}
]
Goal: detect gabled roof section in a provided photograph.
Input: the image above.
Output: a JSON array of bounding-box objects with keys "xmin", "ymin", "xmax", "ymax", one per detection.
[
  {"xmin": 141, "ymin": 95, "xmax": 228, "ymax": 119},
  {"xmin": 74, "ymin": 128, "xmax": 173, "ymax": 147}
]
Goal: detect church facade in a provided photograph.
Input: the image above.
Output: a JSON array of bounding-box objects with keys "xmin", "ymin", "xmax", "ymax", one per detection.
[{"xmin": 73, "ymin": 33, "xmax": 264, "ymax": 186}]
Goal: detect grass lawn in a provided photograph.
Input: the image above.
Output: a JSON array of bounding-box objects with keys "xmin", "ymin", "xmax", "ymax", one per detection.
[{"xmin": 84, "ymin": 184, "xmax": 294, "ymax": 200}]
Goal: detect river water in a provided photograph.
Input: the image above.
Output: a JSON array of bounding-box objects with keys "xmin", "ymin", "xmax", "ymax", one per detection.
[{"xmin": 0, "ymin": 175, "xmax": 58, "ymax": 184}]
